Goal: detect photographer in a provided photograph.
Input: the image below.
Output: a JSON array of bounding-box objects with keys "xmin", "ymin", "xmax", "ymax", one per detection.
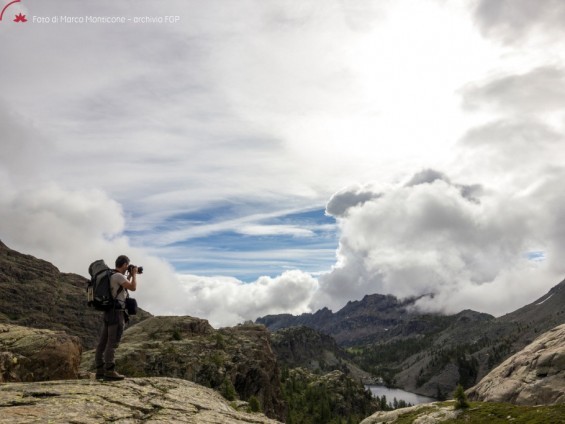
[{"xmin": 94, "ymin": 255, "xmax": 140, "ymax": 380}]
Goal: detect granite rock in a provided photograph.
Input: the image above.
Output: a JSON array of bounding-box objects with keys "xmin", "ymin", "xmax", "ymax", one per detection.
[
  {"xmin": 467, "ymin": 323, "xmax": 565, "ymax": 405},
  {"xmin": 0, "ymin": 377, "xmax": 282, "ymax": 423}
]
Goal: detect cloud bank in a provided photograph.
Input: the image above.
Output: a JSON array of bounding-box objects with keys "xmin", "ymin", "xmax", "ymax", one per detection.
[{"xmin": 315, "ymin": 171, "xmax": 562, "ymax": 316}]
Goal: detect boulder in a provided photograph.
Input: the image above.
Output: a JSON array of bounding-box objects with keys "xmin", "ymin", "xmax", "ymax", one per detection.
[
  {"xmin": 467, "ymin": 323, "xmax": 565, "ymax": 405},
  {"xmin": 0, "ymin": 377, "xmax": 282, "ymax": 423},
  {"xmin": 0, "ymin": 324, "xmax": 81, "ymax": 382},
  {"xmin": 360, "ymin": 402, "xmax": 461, "ymax": 424}
]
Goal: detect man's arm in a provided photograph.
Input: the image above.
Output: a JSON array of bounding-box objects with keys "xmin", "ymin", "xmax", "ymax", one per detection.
[{"xmin": 121, "ymin": 267, "xmax": 138, "ymax": 291}]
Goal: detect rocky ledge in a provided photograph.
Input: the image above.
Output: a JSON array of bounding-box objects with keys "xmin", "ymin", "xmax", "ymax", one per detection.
[
  {"xmin": 467, "ymin": 323, "xmax": 565, "ymax": 405},
  {"xmin": 0, "ymin": 377, "xmax": 282, "ymax": 423},
  {"xmin": 81, "ymin": 316, "xmax": 285, "ymax": 420},
  {"xmin": 0, "ymin": 323, "xmax": 81, "ymax": 382},
  {"xmin": 360, "ymin": 402, "xmax": 460, "ymax": 424}
]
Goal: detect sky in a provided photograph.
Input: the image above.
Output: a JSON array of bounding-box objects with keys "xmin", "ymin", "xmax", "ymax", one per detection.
[{"xmin": 1, "ymin": 0, "xmax": 565, "ymax": 327}]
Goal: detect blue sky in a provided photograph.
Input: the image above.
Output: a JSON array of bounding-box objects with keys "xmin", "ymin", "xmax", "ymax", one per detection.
[
  {"xmin": 127, "ymin": 207, "xmax": 338, "ymax": 281},
  {"xmin": 1, "ymin": 0, "xmax": 565, "ymax": 326}
]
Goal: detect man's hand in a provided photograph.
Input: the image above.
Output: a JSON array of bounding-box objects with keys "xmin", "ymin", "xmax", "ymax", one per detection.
[{"xmin": 130, "ymin": 266, "xmax": 138, "ymax": 276}]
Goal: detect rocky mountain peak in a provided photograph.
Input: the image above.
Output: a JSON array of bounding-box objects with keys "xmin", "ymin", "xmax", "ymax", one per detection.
[{"xmin": 452, "ymin": 309, "xmax": 493, "ymax": 323}]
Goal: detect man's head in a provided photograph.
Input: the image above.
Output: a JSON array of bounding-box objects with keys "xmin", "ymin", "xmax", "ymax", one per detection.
[{"xmin": 115, "ymin": 255, "xmax": 130, "ymax": 271}]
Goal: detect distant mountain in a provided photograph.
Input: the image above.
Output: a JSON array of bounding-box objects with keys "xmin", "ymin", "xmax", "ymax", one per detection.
[
  {"xmin": 0, "ymin": 240, "xmax": 151, "ymax": 349},
  {"xmin": 257, "ymin": 278, "xmax": 565, "ymax": 397},
  {"xmin": 497, "ymin": 277, "xmax": 565, "ymax": 333},
  {"xmin": 257, "ymin": 294, "xmax": 462, "ymax": 346}
]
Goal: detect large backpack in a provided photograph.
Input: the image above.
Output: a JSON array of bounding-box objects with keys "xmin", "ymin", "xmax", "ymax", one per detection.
[{"xmin": 87, "ymin": 260, "xmax": 120, "ymax": 311}]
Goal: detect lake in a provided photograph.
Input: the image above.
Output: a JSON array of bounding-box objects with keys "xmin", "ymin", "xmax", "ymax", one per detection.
[{"xmin": 366, "ymin": 385, "xmax": 436, "ymax": 405}]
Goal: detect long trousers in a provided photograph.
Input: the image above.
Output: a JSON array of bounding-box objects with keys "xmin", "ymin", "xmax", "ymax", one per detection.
[{"xmin": 94, "ymin": 308, "xmax": 125, "ymax": 370}]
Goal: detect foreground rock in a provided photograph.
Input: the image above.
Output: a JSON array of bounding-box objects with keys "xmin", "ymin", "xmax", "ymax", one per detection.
[
  {"xmin": 467, "ymin": 323, "xmax": 565, "ymax": 405},
  {"xmin": 0, "ymin": 323, "xmax": 81, "ymax": 382},
  {"xmin": 82, "ymin": 316, "xmax": 285, "ymax": 421},
  {"xmin": 360, "ymin": 402, "xmax": 460, "ymax": 424},
  {"xmin": 0, "ymin": 377, "xmax": 282, "ymax": 423}
]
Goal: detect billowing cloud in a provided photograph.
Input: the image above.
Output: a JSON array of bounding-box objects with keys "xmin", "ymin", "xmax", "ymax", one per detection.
[
  {"xmin": 315, "ymin": 45, "xmax": 565, "ymax": 316},
  {"xmin": 404, "ymin": 169, "xmax": 449, "ymax": 187},
  {"xmin": 313, "ymin": 169, "xmax": 564, "ymax": 316},
  {"xmin": 177, "ymin": 270, "xmax": 319, "ymax": 327},
  {"xmin": 326, "ymin": 184, "xmax": 381, "ymax": 218}
]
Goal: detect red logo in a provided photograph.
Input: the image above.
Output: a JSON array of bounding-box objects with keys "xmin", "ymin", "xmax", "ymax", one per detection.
[
  {"xmin": 13, "ymin": 11, "xmax": 25, "ymax": 22},
  {"xmin": 0, "ymin": 0, "xmax": 21, "ymax": 21}
]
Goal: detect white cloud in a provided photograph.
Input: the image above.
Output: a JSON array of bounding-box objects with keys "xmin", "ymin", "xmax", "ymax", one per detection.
[
  {"xmin": 176, "ymin": 270, "xmax": 319, "ymax": 327},
  {"xmin": 326, "ymin": 184, "xmax": 381, "ymax": 218},
  {"xmin": 461, "ymin": 66, "xmax": 565, "ymax": 116},
  {"xmin": 0, "ymin": 184, "xmax": 126, "ymax": 268},
  {"xmin": 314, "ymin": 171, "xmax": 564, "ymax": 316},
  {"xmin": 473, "ymin": 0, "xmax": 565, "ymax": 45},
  {"xmin": 237, "ymin": 224, "xmax": 314, "ymax": 237},
  {"xmin": 0, "ymin": 181, "xmax": 320, "ymax": 327}
]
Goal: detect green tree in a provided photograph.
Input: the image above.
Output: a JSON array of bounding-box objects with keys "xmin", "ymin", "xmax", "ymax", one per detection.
[
  {"xmin": 221, "ymin": 377, "xmax": 237, "ymax": 401},
  {"xmin": 248, "ymin": 395, "xmax": 261, "ymax": 413},
  {"xmin": 453, "ymin": 384, "xmax": 469, "ymax": 409}
]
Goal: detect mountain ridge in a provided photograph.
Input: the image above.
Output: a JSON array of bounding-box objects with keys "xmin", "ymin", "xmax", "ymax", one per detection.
[{"xmin": 257, "ymin": 278, "xmax": 565, "ymax": 397}]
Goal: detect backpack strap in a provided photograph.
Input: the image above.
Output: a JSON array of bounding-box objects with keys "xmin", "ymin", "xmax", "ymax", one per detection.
[{"xmin": 110, "ymin": 269, "xmax": 124, "ymax": 298}]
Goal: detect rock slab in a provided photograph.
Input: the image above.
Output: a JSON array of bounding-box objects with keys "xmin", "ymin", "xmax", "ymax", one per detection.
[
  {"xmin": 0, "ymin": 377, "xmax": 282, "ymax": 423},
  {"xmin": 467, "ymin": 323, "xmax": 565, "ymax": 405},
  {"xmin": 360, "ymin": 402, "xmax": 461, "ymax": 424}
]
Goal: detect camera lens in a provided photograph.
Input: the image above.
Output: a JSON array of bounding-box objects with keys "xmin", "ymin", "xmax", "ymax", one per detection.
[{"xmin": 138, "ymin": 266, "xmax": 144, "ymax": 274}]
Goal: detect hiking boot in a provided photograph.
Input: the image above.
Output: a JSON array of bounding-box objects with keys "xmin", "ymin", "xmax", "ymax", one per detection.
[
  {"xmin": 95, "ymin": 365, "xmax": 105, "ymax": 380},
  {"xmin": 104, "ymin": 370, "xmax": 125, "ymax": 381}
]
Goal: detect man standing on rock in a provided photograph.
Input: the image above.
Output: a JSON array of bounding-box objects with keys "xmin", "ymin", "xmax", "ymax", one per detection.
[{"xmin": 95, "ymin": 255, "xmax": 139, "ymax": 380}]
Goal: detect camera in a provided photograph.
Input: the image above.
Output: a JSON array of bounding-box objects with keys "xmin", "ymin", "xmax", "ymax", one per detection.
[{"xmin": 128, "ymin": 264, "xmax": 144, "ymax": 274}]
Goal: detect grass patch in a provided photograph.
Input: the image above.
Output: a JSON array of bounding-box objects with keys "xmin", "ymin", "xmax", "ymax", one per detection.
[
  {"xmin": 448, "ymin": 402, "xmax": 565, "ymax": 424},
  {"xmin": 388, "ymin": 402, "xmax": 565, "ymax": 424}
]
